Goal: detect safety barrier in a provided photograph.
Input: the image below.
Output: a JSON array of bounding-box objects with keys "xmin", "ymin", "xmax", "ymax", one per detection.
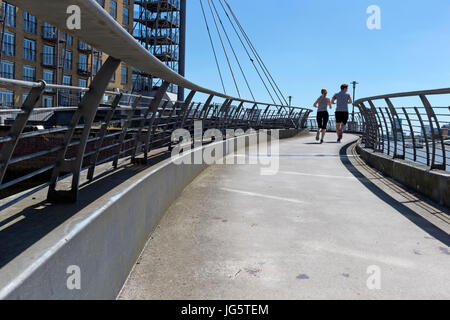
[{"xmin": 354, "ymin": 88, "xmax": 450, "ymax": 172}]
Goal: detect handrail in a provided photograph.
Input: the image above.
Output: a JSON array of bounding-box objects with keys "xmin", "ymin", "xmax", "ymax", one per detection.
[
  {"xmin": 354, "ymin": 87, "xmax": 450, "ymax": 104},
  {"xmin": 354, "ymin": 89, "xmax": 449, "ymax": 172}
]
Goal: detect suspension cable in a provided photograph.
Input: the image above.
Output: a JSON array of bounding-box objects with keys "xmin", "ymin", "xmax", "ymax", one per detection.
[
  {"xmin": 210, "ymin": 0, "xmax": 255, "ymax": 101},
  {"xmin": 222, "ymin": 0, "xmax": 289, "ymax": 106},
  {"xmin": 216, "ymin": 0, "xmax": 276, "ymax": 105},
  {"xmin": 199, "ymin": 0, "xmax": 227, "ymax": 94},
  {"xmin": 206, "ymin": 0, "xmax": 241, "ymax": 98}
]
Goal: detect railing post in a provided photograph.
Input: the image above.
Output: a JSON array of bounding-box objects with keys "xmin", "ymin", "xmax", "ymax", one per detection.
[
  {"xmin": 385, "ymin": 98, "xmax": 405, "ymax": 159},
  {"xmin": 420, "ymin": 94, "xmax": 446, "ymax": 170},
  {"xmin": 0, "ymin": 81, "xmax": 46, "ymax": 185},
  {"xmin": 200, "ymin": 94, "xmax": 214, "ymax": 132},
  {"xmin": 384, "ymin": 106, "xmax": 398, "ymax": 159},
  {"xmin": 359, "ymin": 102, "xmax": 376, "ymax": 149},
  {"xmin": 87, "ymin": 92, "xmax": 123, "ymax": 181},
  {"xmin": 221, "ymin": 100, "xmax": 234, "ymax": 133},
  {"xmin": 233, "ymin": 104, "xmax": 245, "ymax": 130},
  {"xmin": 401, "ymin": 107, "xmax": 417, "ymax": 162},
  {"xmin": 300, "ymin": 110, "xmax": 311, "ymax": 129},
  {"xmin": 378, "ymin": 107, "xmax": 391, "ymax": 157},
  {"xmin": 368, "ymin": 100, "xmax": 383, "ymax": 152},
  {"xmin": 179, "ymin": 90, "xmax": 197, "ymax": 129},
  {"xmin": 47, "ymin": 56, "xmax": 120, "ymax": 203},
  {"xmin": 113, "ymin": 95, "xmax": 143, "ymax": 167},
  {"xmin": 414, "ymin": 106, "xmax": 430, "ymax": 167},
  {"xmin": 142, "ymin": 81, "xmax": 170, "ymax": 163},
  {"xmin": 229, "ymin": 101, "xmax": 244, "ymax": 131}
]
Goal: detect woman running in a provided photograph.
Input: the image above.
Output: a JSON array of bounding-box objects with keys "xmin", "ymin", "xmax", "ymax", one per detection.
[{"xmin": 313, "ymin": 88, "xmax": 332, "ymax": 143}]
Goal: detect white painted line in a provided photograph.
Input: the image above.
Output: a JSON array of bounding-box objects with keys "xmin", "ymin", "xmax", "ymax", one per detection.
[
  {"xmin": 279, "ymin": 171, "xmax": 357, "ymax": 180},
  {"xmin": 304, "ymin": 241, "xmax": 416, "ymax": 269},
  {"xmin": 220, "ymin": 187, "xmax": 305, "ymax": 204}
]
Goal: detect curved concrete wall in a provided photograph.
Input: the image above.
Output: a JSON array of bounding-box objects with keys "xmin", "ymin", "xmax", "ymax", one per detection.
[
  {"xmin": 1, "ymin": 130, "xmax": 307, "ymax": 300},
  {"xmin": 357, "ymin": 142, "xmax": 450, "ymax": 208}
]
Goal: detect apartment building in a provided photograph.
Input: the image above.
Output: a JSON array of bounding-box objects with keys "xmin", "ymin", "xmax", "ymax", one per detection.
[{"xmin": 0, "ymin": 0, "xmax": 134, "ymax": 108}]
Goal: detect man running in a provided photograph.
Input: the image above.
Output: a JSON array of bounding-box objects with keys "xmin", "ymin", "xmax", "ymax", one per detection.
[{"xmin": 332, "ymin": 84, "xmax": 353, "ymax": 143}]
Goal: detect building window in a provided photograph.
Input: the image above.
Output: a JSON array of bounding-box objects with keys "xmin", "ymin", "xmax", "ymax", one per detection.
[
  {"xmin": 0, "ymin": 90, "xmax": 14, "ymax": 107},
  {"xmin": 22, "ymin": 93, "xmax": 29, "ymax": 103},
  {"xmin": 0, "ymin": 60, "xmax": 14, "ymax": 79},
  {"xmin": 42, "ymin": 45, "xmax": 55, "ymax": 67},
  {"xmin": 24, "ymin": 38, "xmax": 36, "ymax": 61},
  {"xmin": 62, "ymin": 74, "xmax": 71, "ymax": 86},
  {"xmin": 23, "ymin": 65, "xmax": 36, "ymax": 82},
  {"xmin": 123, "ymin": 7, "xmax": 129, "ymax": 25},
  {"xmin": 43, "ymin": 69, "xmax": 54, "ymax": 84},
  {"xmin": 93, "ymin": 57, "xmax": 102, "ymax": 75},
  {"xmin": 121, "ymin": 65, "xmax": 128, "ymax": 84},
  {"xmin": 1, "ymin": 31, "xmax": 15, "ymax": 57},
  {"xmin": 24, "ymin": 12, "xmax": 37, "ymax": 34},
  {"xmin": 62, "ymin": 33, "xmax": 72, "ymax": 46},
  {"xmin": 62, "ymin": 49, "xmax": 72, "ymax": 70},
  {"xmin": 78, "ymin": 40, "xmax": 90, "ymax": 51},
  {"xmin": 78, "ymin": 53, "xmax": 88, "ymax": 72},
  {"xmin": 4, "ymin": 4, "xmax": 15, "ymax": 27},
  {"xmin": 95, "ymin": 0, "xmax": 105, "ymax": 7},
  {"xmin": 42, "ymin": 22, "xmax": 57, "ymax": 41},
  {"xmin": 78, "ymin": 78, "xmax": 87, "ymax": 88},
  {"xmin": 43, "ymin": 69, "xmax": 54, "ymax": 92},
  {"xmin": 59, "ymin": 74, "xmax": 72, "ymax": 106},
  {"xmin": 110, "ymin": 0, "xmax": 117, "ymax": 19},
  {"xmin": 123, "ymin": 0, "xmax": 129, "ymax": 5},
  {"xmin": 42, "ymin": 95, "xmax": 53, "ymax": 107}
]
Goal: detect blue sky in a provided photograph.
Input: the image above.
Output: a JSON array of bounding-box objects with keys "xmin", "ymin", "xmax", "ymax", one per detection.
[{"xmin": 185, "ymin": 0, "xmax": 450, "ymax": 108}]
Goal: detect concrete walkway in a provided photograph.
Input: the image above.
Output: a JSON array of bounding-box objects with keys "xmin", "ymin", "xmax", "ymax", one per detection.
[{"xmin": 119, "ymin": 133, "xmax": 450, "ymax": 300}]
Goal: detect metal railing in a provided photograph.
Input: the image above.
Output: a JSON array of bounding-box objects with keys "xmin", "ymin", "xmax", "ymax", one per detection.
[
  {"xmin": 307, "ymin": 113, "xmax": 365, "ymax": 133},
  {"xmin": 0, "ymin": 0, "xmax": 312, "ymax": 203},
  {"xmin": 354, "ymin": 88, "xmax": 450, "ymax": 172}
]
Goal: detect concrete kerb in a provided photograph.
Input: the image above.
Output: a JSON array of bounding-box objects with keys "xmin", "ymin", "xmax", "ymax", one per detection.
[{"xmin": 356, "ymin": 140, "xmax": 450, "ymax": 208}]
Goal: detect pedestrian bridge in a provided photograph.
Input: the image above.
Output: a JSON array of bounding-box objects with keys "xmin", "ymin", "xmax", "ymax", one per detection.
[{"xmin": 0, "ymin": 0, "xmax": 449, "ymax": 300}]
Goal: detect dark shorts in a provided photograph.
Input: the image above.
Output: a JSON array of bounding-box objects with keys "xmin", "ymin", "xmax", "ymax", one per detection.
[
  {"xmin": 335, "ymin": 111, "xmax": 349, "ymax": 125},
  {"xmin": 316, "ymin": 111, "xmax": 329, "ymax": 129}
]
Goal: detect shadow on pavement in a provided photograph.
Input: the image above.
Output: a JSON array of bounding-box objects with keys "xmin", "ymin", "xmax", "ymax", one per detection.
[{"xmin": 339, "ymin": 141, "xmax": 450, "ymax": 246}]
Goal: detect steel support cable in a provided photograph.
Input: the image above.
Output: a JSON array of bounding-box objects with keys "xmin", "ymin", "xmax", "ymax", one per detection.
[
  {"xmin": 232, "ymin": 10, "xmax": 285, "ymax": 106},
  {"xmin": 210, "ymin": 0, "xmax": 255, "ymax": 101},
  {"xmin": 216, "ymin": 0, "xmax": 276, "ymax": 105},
  {"xmin": 232, "ymin": 11, "xmax": 288, "ymax": 107},
  {"xmin": 206, "ymin": 0, "xmax": 241, "ymax": 98},
  {"xmin": 223, "ymin": 0, "xmax": 288, "ymax": 106},
  {"xmin": 199, "ymin": 0, "xmax": 227, "ymax": 94},
  {"xmin": 219, "ymin": 0, "xmax": 283, "ymax": 106}
]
